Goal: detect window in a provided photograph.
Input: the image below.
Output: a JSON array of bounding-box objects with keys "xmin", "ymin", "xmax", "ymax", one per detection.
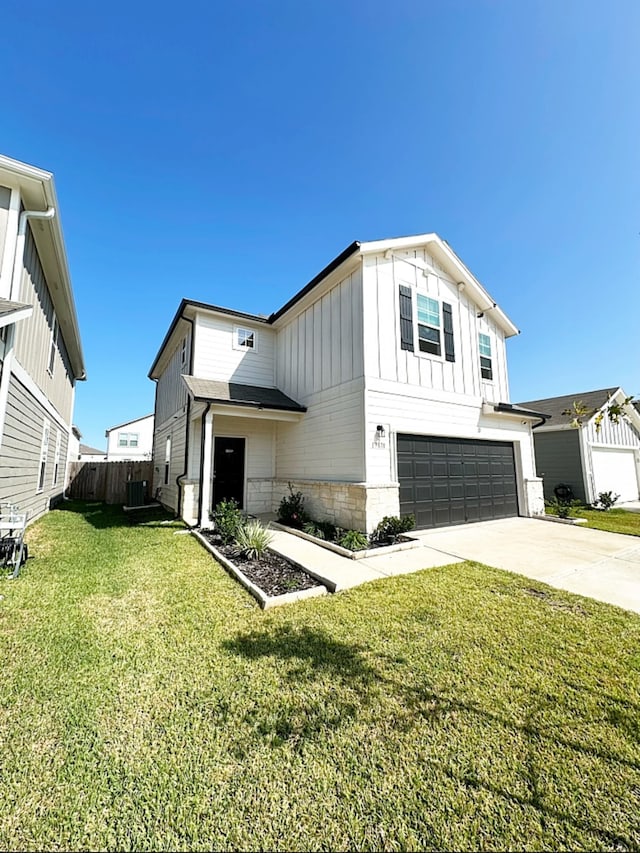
[
  {"xmin": 180, "ymin": 337, "xmax": 187, "ymax": 368},
  {"xmin": 164, "ymin": 436, "xmax": 171, "ymax": 485},
  {"xmin": 416, "ymin": 295, "xmax": 441, "ymax": 356},
  {"xmin": 53, "ymin": 430, "xmax": 61, "ymax": 485},
  {"xmin": 37, "ymin": 418, "xmax": 50, "ymax": 492},
  {"xmin": 118, "ymin": 432, "xmax": 139, "ymax": 448},
  {"xmin": 234, "ymin": 327, "xmax": 255, "ymax": 350},
  {"xmin": 479, "ymin": 333, "xmax": 493, "ymax": 380},
  {"xmin": 48, "ymin": 315, "xmax": 58, "ymax": 375}
]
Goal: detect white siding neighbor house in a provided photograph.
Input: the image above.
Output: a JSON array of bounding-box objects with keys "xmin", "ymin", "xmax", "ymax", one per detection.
[
  {"xmin": 518, "ymin": 387, "xmax": 640, "ymax": 505},
  {"xmin": 105, "ymin": 414, "xmax": 154, "ymax": 461},
  {"xmin": 0, "ymin": 154, "xmax": 85, "ymax": 522},
  {"xmin": 149, "ymin": 233, "xmax": 545, "ymax": 532}
]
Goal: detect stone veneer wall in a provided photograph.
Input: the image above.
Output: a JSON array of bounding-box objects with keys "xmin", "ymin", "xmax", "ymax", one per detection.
[{"xmin": 270, "ymin": 479, "xmax": 400, "ymax": 533}]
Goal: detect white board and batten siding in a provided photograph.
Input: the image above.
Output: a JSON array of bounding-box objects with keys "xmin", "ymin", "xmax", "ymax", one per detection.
[
  {"xmin": 192, "ymin": 313, "xmax": 275, "ymax": 388},
  {"xmin": 361, "ymin": 250, "xmax": 510, "ymax": 402},
  {"xmin": 274, "ymin": 266, "xmax": 366, "ymax": 482},
  {"xmin": 0, "ymin": 186, "xmax": 11, "ymax": 273},
  {"xmin": 155, "ymin": 329, "xmax": 191, "ymax": 426}
]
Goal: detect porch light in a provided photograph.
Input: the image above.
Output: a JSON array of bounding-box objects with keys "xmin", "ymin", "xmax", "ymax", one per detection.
[{"xmin": 376, "ymin": 425, "xmax": 386, "ymax": 439}]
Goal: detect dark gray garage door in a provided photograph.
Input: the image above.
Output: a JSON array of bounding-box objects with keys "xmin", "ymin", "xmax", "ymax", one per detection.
[{"xmin": 398, "ymin": 434, "xmax": 519, "ymax": 529}]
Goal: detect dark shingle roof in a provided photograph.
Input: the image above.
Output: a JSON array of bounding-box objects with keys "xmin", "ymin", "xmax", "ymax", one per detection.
[
  {"xmin": 517, "ymin": 387, "xmax": 619, "ymax": 425},
  {"xmin": 79, "ymin": 444, "xmax": 105, "ymax": 456},
  {"xmin": 182, "ymin": 377, "xmax": 306, "ymax": 412}
]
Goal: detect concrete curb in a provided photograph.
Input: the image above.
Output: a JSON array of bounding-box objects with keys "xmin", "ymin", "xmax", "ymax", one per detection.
[
  {"xmin": 535, "ymin": 515, "xmax": 588, "ymax": 526},
  {"xmin": 270, "ymin": 521, "xmax": 421, "ymax": 560},
  {"xmin": 191, "ymin": 530, "xmax": 327, "ymax": 609}
]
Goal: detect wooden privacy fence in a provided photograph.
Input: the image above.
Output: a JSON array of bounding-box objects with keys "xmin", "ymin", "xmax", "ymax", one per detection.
[{"xmin": 67, "ymin": 461, "xmax": 154, "ymax": 505}]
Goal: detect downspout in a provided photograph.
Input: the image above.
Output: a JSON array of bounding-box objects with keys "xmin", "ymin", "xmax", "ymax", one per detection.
[
  {"xmin": 176, "ymin": 315, "xmax": 195, "ymax": 521},
  {"xmin": 0, "ymin": 207, "xmax": 56, "ymax": 452},
  {"xmin": 531, "ymin": 415, "xmax": 549, "ymax": 430}
]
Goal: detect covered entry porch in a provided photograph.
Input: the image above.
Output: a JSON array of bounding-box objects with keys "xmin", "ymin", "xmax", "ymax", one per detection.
[{"xmin": 181, "ymin": 377, "xmax": 306, "ymax": 527}]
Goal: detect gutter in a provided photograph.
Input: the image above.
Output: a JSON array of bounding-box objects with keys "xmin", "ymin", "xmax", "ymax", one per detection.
[{"xmin": 492, "ymin": 402, "xmax": 550, "ymax": 429}]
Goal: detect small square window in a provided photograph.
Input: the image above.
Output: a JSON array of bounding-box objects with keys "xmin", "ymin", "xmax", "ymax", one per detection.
[{"xmin": 235, "ymin": 328, "xmax": 255, "ymax": 350}]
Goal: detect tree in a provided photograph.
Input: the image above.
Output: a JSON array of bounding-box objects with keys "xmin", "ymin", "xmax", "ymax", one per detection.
[{"xmin": 562, "ymin": 394, "xmax": 634, "ymax": 433}]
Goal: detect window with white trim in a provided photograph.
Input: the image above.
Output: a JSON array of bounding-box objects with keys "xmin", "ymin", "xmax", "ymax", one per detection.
[
  {"xmin": 37, "ymin": 418, "xmax": 50, "ymax": 492},
  {"xmin": 48, "ymin": 315, "xmax": 58, "ymax": 375},
  {"xmin": 180, "ymin": 337, "xmax": 187, "ymax": 368},
  {"xmin": 164, "ymin": 436, "xmax": 171, "ymax": 485},
  {"xmin": 416, "ymin": 294, "xmax": 441, "ymax": 356},
  {"xmin": 234, "ymin": 327, "xmax": 255, "ymax": 351},
  {"xmin": 479, "ymin": 333, "xmax": 493, "ymax": 380},
  {"xmin": 118, "ymin": 432, "xmax": 139, "ymax": 448},
  {"xmin": 53, "ymin": 430, "xmax": 61, "ymax": 486}
]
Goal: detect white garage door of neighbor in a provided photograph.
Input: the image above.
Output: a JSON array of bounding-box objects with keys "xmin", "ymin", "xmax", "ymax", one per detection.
[{"xmin": 591, "ymin": 447, "xmax": 639, "ymax": 502}]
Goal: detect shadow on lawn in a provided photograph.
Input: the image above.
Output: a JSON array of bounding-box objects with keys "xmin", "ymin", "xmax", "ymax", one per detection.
[
  {"xmin": 224, "ymin": 626, "xmax": 639, "ymax": 849},
  {"xmin": 54, "ymin": 500, "xmax": 179, "ymax": 529}
]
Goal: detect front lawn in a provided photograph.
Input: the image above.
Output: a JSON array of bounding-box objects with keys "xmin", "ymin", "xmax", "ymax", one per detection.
[
  {"xmin": 1, "ymin": 501, "xmax": 639, "ymax": 851},
  {"xmin": 575, "ymin": 507, "xmax": 640, "ymax": 536}
]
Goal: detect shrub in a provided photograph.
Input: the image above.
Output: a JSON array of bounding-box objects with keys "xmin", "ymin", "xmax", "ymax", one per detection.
[
  {"xmin": 338, "ymin": 529, "xmax": 369, "ymax": 551},
  {"xmin": 234, "ymin": 521, "xmax": 273, "ymax": 560},
  {"xmin": 277, "ymin": 483, "xmax": 309, "ymax": 528},
  {"xmin": 546, "ymin": 497, "xmax": 581, "ymax": 519},
  {"xmin": 211, "ymin": 498, "xmax": 245, "ymax": 544},
  {"xmin": 371, "ymin": 514, "xmax": 415, "ymax": 545},
  {"xmin": 594, "ymin": 491, "xmax": 620, "ymax": 511}
]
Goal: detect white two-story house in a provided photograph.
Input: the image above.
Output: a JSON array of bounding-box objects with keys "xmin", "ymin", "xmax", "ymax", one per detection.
[
  {"xmin": 149, "ymin": 233, "xmax": 545, "ymax": 532},
  {"xmin": 0, "ymin": 154, "xmax": 85, "ymax": 521}
]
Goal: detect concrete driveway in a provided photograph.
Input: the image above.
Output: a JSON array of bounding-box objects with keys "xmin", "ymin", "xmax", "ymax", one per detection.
[{"xmin": 413, "ymin": 517, "xmax": 640, "ymax": 615}]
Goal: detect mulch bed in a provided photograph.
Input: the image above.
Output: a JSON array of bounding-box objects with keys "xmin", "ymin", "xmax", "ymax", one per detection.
[{"xmin": 199, "ymin": 530, "xmax": 323, "ymax": 597}]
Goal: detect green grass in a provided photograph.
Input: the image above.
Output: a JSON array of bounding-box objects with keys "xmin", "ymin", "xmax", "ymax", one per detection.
[
  {"xmin": 1, "ymin": 500, "xmax": 639, "ymax": 851},
  {"xmin": 575, "ymin": 507, "xmax": 640, "ymax": 536}
]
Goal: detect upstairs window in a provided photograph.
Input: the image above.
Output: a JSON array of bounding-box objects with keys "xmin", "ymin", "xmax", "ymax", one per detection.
[
  {"xmin": 180, "ymin": 337, "xmax": 188, "ymax": 368},
  {"xmin": 118, "ymin": 432, "xmax": 139, "ymax": 448},
  {"xmin": 48, "ymin": 315, "xmax": 58, "ymax": 375},
  {"xmin": 234, "ymin": 327, "xmax": 255, "ymax": 350},
  {"xmin": 479, "ymin": 333, "xmax": 493, "ymax": 380},
  {"xmin": 416, "ymin": 295, "xmax": 441, "ymax": 356}
]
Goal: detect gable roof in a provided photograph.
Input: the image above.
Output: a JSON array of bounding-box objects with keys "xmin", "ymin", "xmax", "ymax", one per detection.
[
  {"xmin": 79, "ymin": 443, "xmax": 105, "ymax": 456},
  {"xmin": 182, "ymin": 377, "xmax": 306, "ymax": 412},
  {"xmin": 149, "ymin": 232, "xmax": 518, "ymax": 379},
  {"xmin": 517, "ymin": 387, "xmax": 627, "ymax": 429},
  {"xmin": 106, "ymin": 413, "xmax": 154, "ymax": 433},
  {"xmin": 0, "ymin": 154, "xmax": 86, "ymax": 380}
]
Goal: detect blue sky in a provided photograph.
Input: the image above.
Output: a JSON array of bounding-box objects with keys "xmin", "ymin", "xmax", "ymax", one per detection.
[{"xmin": 2, "ymin": 0, "xmax": 639, "ymax": 449}]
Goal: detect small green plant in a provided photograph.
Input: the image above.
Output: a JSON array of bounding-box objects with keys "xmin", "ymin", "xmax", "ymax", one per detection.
[
  {"xmin": 594, "ymin": 491, "xmax": 620, "ymax": 511},
  {"xmin": 277, "ymin": 483, "xmax": 309, "ymax": 528},
  {"xmin": 210, "ymin": 498, "xmax": 245, "ymax": 544},
  {"xmin": 338, "ymin": 529, "xmax": 369, "ymax": 551},
  {"xmin": 370, "ymin": 514, "xmax": 415, "ymax": 545},
  {"xmin": 546, "ymin": 498, "xmax": 581, "ymax": 519},
  {"xmin": 234, "ymin": 520, "xmax": 274, "ymax": 560},
  {"xmin": 303, "ymin": 521, "xmax": 326, "ymax": 540}
]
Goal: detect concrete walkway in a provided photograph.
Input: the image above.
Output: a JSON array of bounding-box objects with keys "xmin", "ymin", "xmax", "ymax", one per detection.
[{"xmin": 268, "ymin": 529, "xmax": 462, "ymax": 592}]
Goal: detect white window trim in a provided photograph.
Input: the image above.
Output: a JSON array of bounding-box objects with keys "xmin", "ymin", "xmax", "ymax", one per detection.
[
  {"xmin": 410, "ymin": 289, "xmax": 444, "ymax": 361},
  {"xmin": 53, "ymin": 430, "xmax": 61, "ymax": 486},
  {"xmin": 47, "ymin": 315, "xmax": 58, "ymax": 376},
  {"xmin": 233, "ymin": 326, "xmax": 257, "ymax": 352},
  {"xmin": 117, "ymin": 432, "xmax": 140, "ymax": 448},
  {"xmin": 180, "ymin": 337, "xmax": 187, "ymax": 368},
  {"xmin": 164, "ymin": 436, "xmax": 171, "ymax": 485},
  {"xmin": 37, "ymin": 418, "xmax": 51, "ymax": 493},
  {"xmin": 479, "ymin": 333, "xmax": 494, "ymax": 382}
]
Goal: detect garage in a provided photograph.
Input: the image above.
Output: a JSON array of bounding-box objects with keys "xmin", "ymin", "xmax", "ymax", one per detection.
[
  {"xmin": 398, "ymin": 434, "xmax": 519, "ymax": 529},
  {"xmin": 591, "ymin": 447, "xmax": 639, "ymax": 503}
]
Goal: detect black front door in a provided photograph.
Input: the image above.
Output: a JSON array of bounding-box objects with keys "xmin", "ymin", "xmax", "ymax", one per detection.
[{"xmin": 212, "ymin": 437, "xmax": 245, "ymax": 510}]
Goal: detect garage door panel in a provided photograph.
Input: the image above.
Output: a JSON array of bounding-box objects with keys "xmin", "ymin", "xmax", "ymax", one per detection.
[
  {"xmin": 398, "ymin": 434, "xmax": 519, "ymax": 529},
  {"xmin": 591, "ymin": 448, "xmax": 639, "ymax": 503}
]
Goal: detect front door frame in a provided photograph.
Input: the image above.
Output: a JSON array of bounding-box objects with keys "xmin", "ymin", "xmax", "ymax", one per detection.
[{"xmin": 212, "ymin": 434, "xmax": 247, "ymax": 512}]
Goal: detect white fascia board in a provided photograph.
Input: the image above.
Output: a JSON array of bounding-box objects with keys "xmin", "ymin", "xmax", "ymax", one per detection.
[
  {"xmin": 360, "ymin": 233, "xmax": 520, "ymax": 339},
  {"xmin": 0, "ymin": 156, "xmax": 86, "ymax": 380},
  {"xmin": 0, "ymin": 306, "xmax": 33, "ymax": 328},
  {"xmin": 600, "ymin": 386, "xmax": 640, "ymax": 434},
  {"xmin": 208, "ymin": 404, "xmax": 303, "ymax": 422}
]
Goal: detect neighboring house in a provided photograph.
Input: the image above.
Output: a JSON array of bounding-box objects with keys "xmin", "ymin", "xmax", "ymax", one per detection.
[
  {"xmin": 105, "ymin": 414, "xmax": 154, "ymax": 461},
  {"xmin": 149, "ymin": 233, "xmax": 546, "ymax": 532},
  {"xmin": 518, "ymin": 387, "xmax": 640, "ymax": 504},
  {"xmin": 0, "ymin": 154, "xmax": 85, "ymax": 521},
  {"xmin": 78, "ymin": 443, "xmax": 107, "ymax": 462}
]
